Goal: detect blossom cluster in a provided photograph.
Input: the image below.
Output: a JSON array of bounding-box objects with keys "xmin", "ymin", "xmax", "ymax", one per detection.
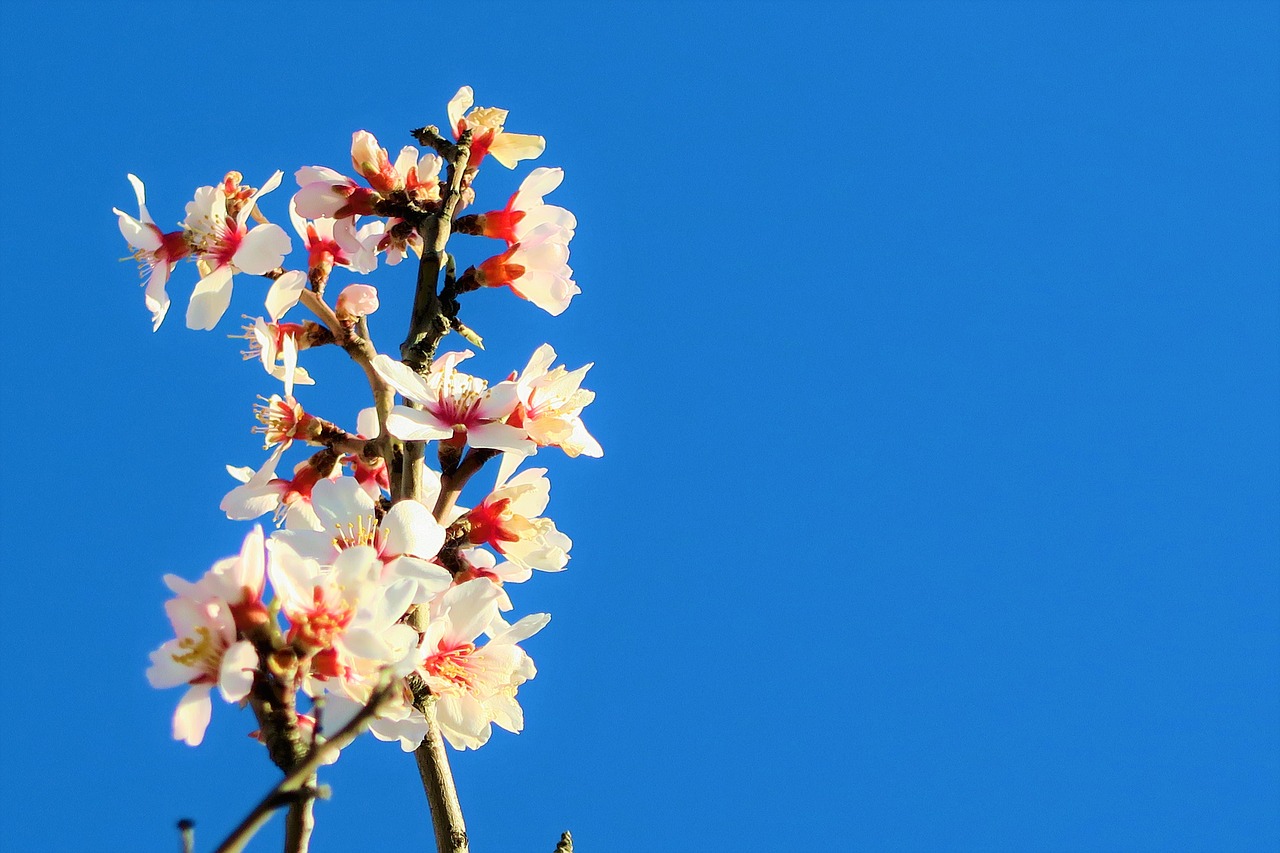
[{"xmin": 127, "ymin": 87, "xmax": 599, "ymax": 759}]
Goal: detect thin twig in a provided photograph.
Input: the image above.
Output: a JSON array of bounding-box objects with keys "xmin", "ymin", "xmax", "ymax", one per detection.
[
  {"xmin": 414, "ymin": 700, "xmax": 469, "ymax": 853},
  {"xmin": 213, "ymin": 675, "xmax": 398, "ymax": 853},
  {"xmin": 553, "ymin": 830, "xmax": 574, "ymax": 853},
  {"xmin": 178, "ymin": 819, "xmax": 195, "ymax": 853}
]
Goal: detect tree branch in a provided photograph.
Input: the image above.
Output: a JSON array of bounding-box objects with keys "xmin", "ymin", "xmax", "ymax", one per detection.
[
  {"xmin": 400, "ymin": 129, "xmax": 473, "ymax": 372},
  {"xmin": 213, "ymin": 675, "xmax": 398, "ymax": 853},
  {"xmin": 414, "ymin": 699, "xmax": 469, "ymax": 853}
]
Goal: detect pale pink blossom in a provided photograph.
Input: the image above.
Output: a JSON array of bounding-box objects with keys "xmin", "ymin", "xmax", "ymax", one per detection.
[
  {"xmin": 336, "ymin": 284, "xmax": 379, "ymax": 320},
  {"xmin": 447, "ymin": 86, "xmax": 546, "ymax": 169},
  {"xmin": 162, "ymin": 527, "xmax": 270, "ymax": 633},
  {"xmin": 147, "ymin": 592, "xmax": 257, "ymax": 746},
  {"xmin": 268, "ymin": 543, "xmax": 422, "ymax": 687},
  {"xmin": 221, "ymin": 447, "xmax": 339, "ymax": 531},
  {"xmin": 289, "ymin": 202, "xmax": 380, "ymax": 278},
  {"xmin": 243, "ymin": 318, "xmax": 316, "ymax": 398},
  {"xmin": 114, "ymin": 174, "xmax": 192, "ymax": 330},
  {"xmin": 273, "ymin": 477, "xmax": 451, "ymax": 604},
  {"xmin": 293, "ymin": 165, "xmax": 379, "ymax": 220},
  {"xmin": 417, "ymin": 579, "xmax": 549, "ymax": 750},
  {"xmin": 507, "ymin": 344, "xmax": 602, "ymax": 462},
  {"xmin": 183, "ymin": 172, "xmax": 293, "ymax": 330},
  {"xmin": 471, "ymin": 167, "xmax": 575, "ymax": 247},
  {"xmin": 466, "ymin": 468, "xmax": 570, "ymax": 573},
  {"xmin": 371, "ymin": 352, "xmax": 534, "ymax": 454},
  {"xmin": 473, "ymin": 223, "xmax": 578, "ymax": 316}
]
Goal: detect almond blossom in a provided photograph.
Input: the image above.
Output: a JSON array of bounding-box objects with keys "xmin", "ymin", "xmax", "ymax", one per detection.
[
  {"xmin": 469, "ymin": 167, "xmax": 576, "ymax": 247},
  {"xmin": 273, "ymin": 477, "xmax": 452, "ymax": 604},
  {"xmin": 288, "ymin": 202, "xmax": 380, "ymax": 281},
  {"xmin": 241, "ymin": 317, "xmax": 316, "ymax": 398},
  {"xmin": 509, "ymin": 344, "xmax": 602, "ymax": 461},
  {"xmin": 371, "ymin": 352, "xmax": 534, "ymax": 453},
  {"xmin": 417, "ymin": 579, "xmax": 549, "ymax": 750},
  {"xmin": 114, "ymin": 174, "xmax": 192, "ymax": 331},
  {"xmin": 351, "ymin": 131, "xmax": 443, "ymax": 204},
  {"xmin": 472, "ymin": 223, "xmax": 579, "ymax": 316},
  {"xmin": 447, "ymin": 86, "xmax": 546, "ymax": 169},
  {"xmin": 293, "ymin": 165, "xmax": 379, "ymax": 220},
  {"xmin": 466, "ymin": 468, "xmax": 571, "ymax": 572},
  {"xmin": 222, "ymin": 447, "xmax": 340, "ymax": 530},
  {"xmin": 268, "ymin": 543, "xmax": 422, "ymax": 688},
  {"xmin": 147, "ymin": 591, "xmax": 257, "ymax": 747},
  {"xmin": 184, "ymin": 171, "xmax": 292, "ymax": 330}
]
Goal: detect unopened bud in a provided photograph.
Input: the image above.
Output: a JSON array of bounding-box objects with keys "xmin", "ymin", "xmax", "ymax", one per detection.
[{"xmin": 336, "ymin": 284, "xmax": 379, "ymax": 320}]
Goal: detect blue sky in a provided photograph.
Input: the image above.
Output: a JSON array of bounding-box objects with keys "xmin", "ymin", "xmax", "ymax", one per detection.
[{"xmin": 2, "ymin": 2, "xmax": 1277, "ymax": 851}]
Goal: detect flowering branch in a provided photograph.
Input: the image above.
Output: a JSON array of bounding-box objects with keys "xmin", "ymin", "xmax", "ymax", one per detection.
[
  {"xmin": 213, "ymin": 674, "xmax": 398, "ymax": 853},
  {"xmin": 124, "ymin": 85, "xmax": 596, "ymax": 853}
]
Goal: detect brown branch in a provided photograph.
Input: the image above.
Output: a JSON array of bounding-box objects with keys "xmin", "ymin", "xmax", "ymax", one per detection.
[
  {"xmin": 414, "ymin": 700, "xmax": 469, "ymax": 853},
  {"xmin": 434, "ymin": 447, "xmax": 499, "ymax": 521},
  {"xmin": 212, "ymin": 675, "xmax": 398, "ymax": 853},
  {"xmin": 400, "ymin": 129, "xmax": 473, "ymax": 373}
]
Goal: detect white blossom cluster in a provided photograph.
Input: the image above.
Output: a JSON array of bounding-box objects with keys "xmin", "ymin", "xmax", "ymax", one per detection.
[{"xmin": 123, "ymin": 87, "xmax": 599, "ymax": 756}]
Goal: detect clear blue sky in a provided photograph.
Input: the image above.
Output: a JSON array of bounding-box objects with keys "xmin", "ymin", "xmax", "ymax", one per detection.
[{"xmin": 2, "ymin": 2, "xmax": 1277, "ymax": 851}]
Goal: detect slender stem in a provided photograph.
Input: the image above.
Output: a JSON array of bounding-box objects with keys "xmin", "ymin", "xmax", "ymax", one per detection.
[
  {"xmin": 414, "ymin": 702, "xmax": 469, "ymax": 853},
  {"xmin": 283, "ymin": 785, "xmax": 316, "ymax": 853},
  {"xmin": 213, "ymin": 676, "xmax": 397, "ymax": 853},
  {"xmin": 434, "ymin": 448, "xmax": 498, "ymax": 521}
]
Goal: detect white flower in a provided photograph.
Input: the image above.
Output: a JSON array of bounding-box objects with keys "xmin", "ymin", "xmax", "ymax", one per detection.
[
  {"xmin": 183, "ymin": 171, "xmax": 292, "ymax": 330},
  {"xmin": 147, "ymin": 592, "xmax": 257, "ymax": 747},
  {"xmin": 372, "ymin": 352, "xmax": 534, "ymax": 453},
  {"xmin": 273, "ymin": 477, "xmax": 452, "ymax": 604},
  {"xmin": 466, "ymin": 468, "xmax": 571, "ymax": 573},
  {"xmin": 447, "ymin": 86, "xmax": 545, "ymax": 170},
  {"xmin": 417, "ymin": 579, "xmax": 549, "ymax": 750},
  {"xmin": 114, "ymin": 174, "xmax": 193, "ymax": 330}
]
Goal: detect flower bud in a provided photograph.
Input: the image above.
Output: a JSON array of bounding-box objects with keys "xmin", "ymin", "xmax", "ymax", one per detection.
[{"xmin": 336, "ymin": 284, "xmax": 380, "ymax": 320}]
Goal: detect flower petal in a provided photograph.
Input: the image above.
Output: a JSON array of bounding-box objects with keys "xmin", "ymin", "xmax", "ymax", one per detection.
[
  {"xmin": 186, "ymin": 265, "xmax": 235, "ymax": 330},
  {"xmin": 265, "ymin": 269, "xmax": 306, "ymax": 321}
]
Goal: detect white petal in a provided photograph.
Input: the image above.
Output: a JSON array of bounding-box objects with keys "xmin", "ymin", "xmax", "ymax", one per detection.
[
  {"xmin": 237, "ymin": 170, "xmax": 284, "ymax": 227},
  {"xmin": 356, "ymin": 406, "xmax": 380, "ymax": 438},
  {"xmin": 371, "ymin": 354, "xmax": 434, "ymax": 405},
  {"xmin": 265, "ymin": 269, "xmax": 307, "ymax": 321},
  {"xmin": 385, "ymin": 406, "xmax": 453, "ymax": 441},
  {"xmin": 513, "ymin": 167, "xmax": 563, "ymax": 208},
  {"xmin": 173, "ymin": 684, "xmax": 214, "ymax": 746},
  {"xmin": 383, "ymin": 500, "xmax": 445, "ymax": 559},
  {"xmin": 186, "ymin": 265, "xmax": 235, "ymax": 330},
  {"xmin": 116, "ymin": 213, "xmax": 161, "ymax": 252},
  {"xmin": 467, "ymin": 422, "xmax": 535, "ymax": 454},
  {"xmin": 233, "ymin": 223, "xmax": 291, "ymax": 275},
  {"xmin": 143, "ymin": 261, "xmax": 172, "ymax": 331},
  {"xmin": 489, "ymin": 132, "xmax": 546, "ymax": 169},
  {"xmin": 310, "ymin": 477, "xmax": 375, "ymax": 528},
  {"xmin": 218, "ymin": 640, "xmax": 258, "ymax": 702},
  {"xmin": 126, "ymin": 173, "xmax": 153, "ymax": 224},
  {"xmin": 447, "ymin": 86, "xmax": 473, "ymax": 136}
]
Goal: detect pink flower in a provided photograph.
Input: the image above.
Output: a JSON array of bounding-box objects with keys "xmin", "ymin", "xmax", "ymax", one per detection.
[
  {"xmin": 147, "ymin": 591, "xmax": 257, "ymax": 746},
  {"xmin": 183, "ymin": 171, "xmax": 293, "ymax": 330},
  {"xmin": 371, "ymin": 352, "xmax": 534, "ymax": 454},
  {"xmin": 466, "ymin": 468, "xmax": 571, "ymax": 573},
  {"xmin": 507, "ymin": 344, "xmax": 602, "ymax": 460},
  {"xmin": 293, "ymin": 165, "xmax": 380, "ymax": 220},
  {"xmin": 417, "ymin": 579, "xmax": 548, "ymax": 750},
  {"xmin": 447, "ymin": 86, "xmax": 545, "ymax": 169},
  {"xmin": 114, "ymin": 174, "xmax": 192, "ymax": 330},
  {"xmin": 473, "ymin": 223, "xmax": 579, "ymax": 316},
  {"xmin": 336, "ymin": 284, "xmax": 380, "ymax": 320},
  {"xmin": 471, "ymin": 167, "xmax": 575, "ymax": 247}
]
